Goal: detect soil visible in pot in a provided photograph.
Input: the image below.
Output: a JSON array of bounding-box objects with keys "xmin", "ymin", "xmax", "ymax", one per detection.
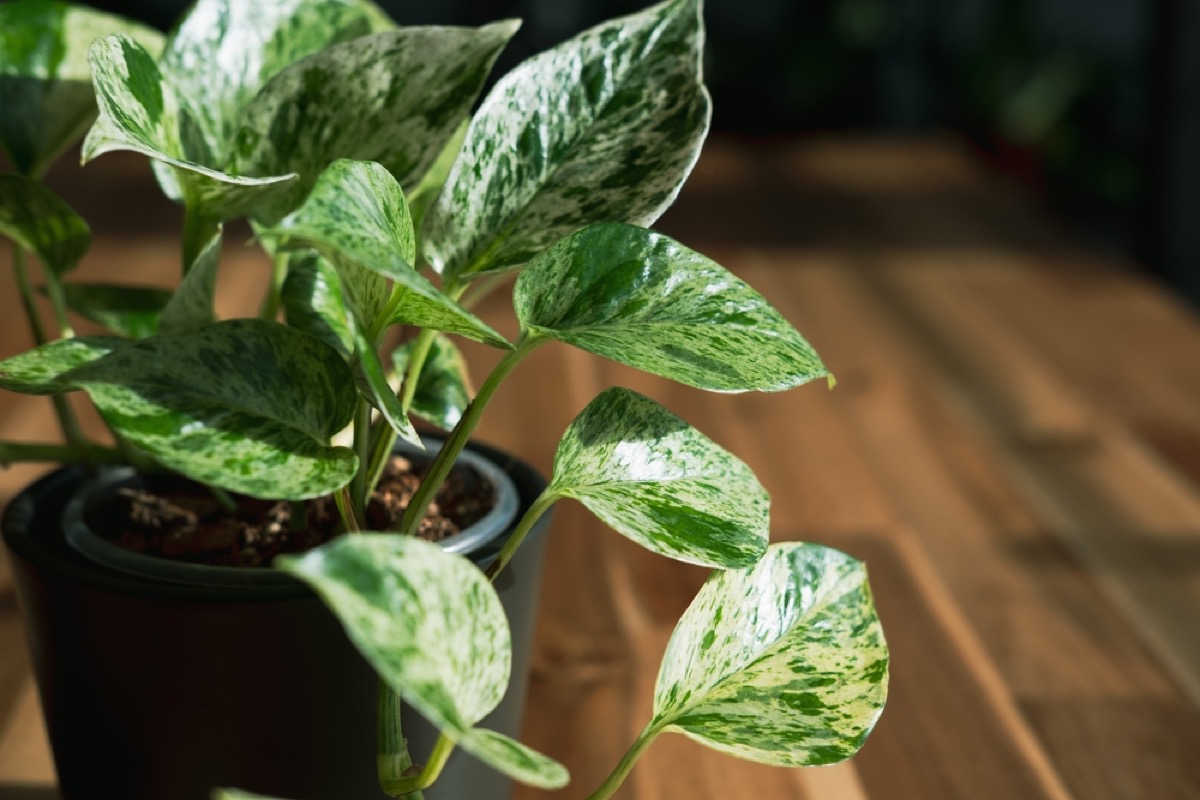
[{"xmin": 84, "ymin": 454, "xmax": 495, "ymax": 568}]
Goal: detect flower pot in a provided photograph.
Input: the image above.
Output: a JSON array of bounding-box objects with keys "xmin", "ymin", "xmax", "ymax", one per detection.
[{"xmin": 1, "ymin": 440, "xmax": 551, "ymax": 800}]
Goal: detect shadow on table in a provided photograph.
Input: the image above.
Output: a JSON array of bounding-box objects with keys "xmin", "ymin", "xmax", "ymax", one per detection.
[{"xmin": 0, "ymin": 786, "xmax": 57, "ymax": 800}]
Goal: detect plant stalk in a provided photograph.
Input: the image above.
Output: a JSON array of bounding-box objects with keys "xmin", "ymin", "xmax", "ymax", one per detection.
[
  {"xmin": 0, "ymin": 441, "xmax": 122, "ymax": 465},
  {"xmin": 351, "ymin": 398, "xmax": 374, "ymax": 517},
  {"xmin": 398, "ymin": 333, "xmax": 543, "ymax": 538},
  {"xmin": 259, "ymin": 252, "xmax": 289, "ymax": 320},
  {"xmin": 585, "ymin": 724, "xmax": 661, "ymax": 800},
  {"xmin": 484, "ymin": 489, "xmax": 557, "ymax": 582},
  {"xmin": 12, "ymin": 244, "xmax": 48, "ymax": 346},
  {"xmin": 181, "ymin": 201, "xmax": 220, "ymax": 277},
  {"xmin": 377, "ymin": 682, "xmax": 425, "ymax": 800}
]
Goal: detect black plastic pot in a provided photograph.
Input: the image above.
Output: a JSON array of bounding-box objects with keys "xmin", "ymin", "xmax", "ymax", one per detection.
[{"xmin": 1, "ymin": 440, "xmax": 551, "ymax": 800}]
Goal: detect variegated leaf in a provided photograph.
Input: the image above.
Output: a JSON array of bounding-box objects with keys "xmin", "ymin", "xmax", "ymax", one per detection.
[
  {"xmin": 422, "ymin": 0, "xmax": 710, "ymax": 283},
  {"xmin": 280, "ymin": 251, "xmax": 353, "ymax": 356},
  {"xmin": 350, "ymin": 321, "xmax": 422, "ymax": 449},
  {"xmin": 548, "ymin": 387, "xmax": 768, "ymax": 568},
  {"xmin": 264, "ymin": 159, "xmax": 509, "ymax": 348},
  {"xmin": 0, "ymin": 174, "xmax": 89, "ymax": 276},
  {"xmin": 392, "ymin": 334, "xmax": 471, "ymax": 431},
  {"xmin": 0, "ymin": 0, "xmax": 162, "ymax": 176},
  {"xmin": 63, "ymin": 319, "xmax": 358, "ymax": 499},
  {"xmin": 515, "ymin": 223, "xmax": 829, "ymax": 392},
  {"xmin": 0, "ymin": 336, "xmax": 125, "ymax": 395},
  {"xmin": 158, "ymin": 0, "xmax": 388, "ymax": 168},
  {"xmin": 82, "ymin": 34, "xmax": 296, "ymax": 220},
  {"xmin": 229, "ymin": 22, "xmax": 518, "ymax": 226},
  {"xmin": 59, "ymin": 283, "xmax": 171, "ymax": 338},
  {"xmin": 653, "ymin": 542, "xmax": 888, "ymax": 766},
  {"xmin": 406, "ymin": 118, "xmax": 467, "ymax": 234},
  {"xmin": 279, "ymin": 535, "xmax": 569, "ymax": 789}
]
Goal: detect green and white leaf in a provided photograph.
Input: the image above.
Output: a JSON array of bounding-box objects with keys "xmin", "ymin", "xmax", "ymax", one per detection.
[
  {"xmin": 350, "ymin": 321, "xmax": 422, "ymax": 449},
  {"xmin": 229, "ymin": 22, "xmax": 518, "ymax": 225},
  {"xmin": 0, "ymin": 336, "xmax": 125, "ymax": 395},
  {"xmin": 0, "ymin": 174, "xmax": 89, "ymax": 276},
  {"xmin": 280, "ymin": 251, "xmax": 353, "ymax": 357},
  {"xmin": 157, "ymin": 0, "xmax": 389, "ymax": 168},
  {"xmin": 63, "ymin": 319, "xmax": 358, "ymax": 499},
  {"xmin": 279, "ymin": 535, "xmax": 568, "ymax": 789},
  {"xmin": 0, "ymin": 0, "xmax": 163, "ymax": 176},
  {"xmin": 652, "ymin": 542, "xmax": 888, "ymax": 766},
  {"xmin": 392, "ymin": 335, "xmax": 471, "ymax": 430},
  {"xmin": 264, "ymin": 159, "xmax": 509, "ymax": 348},
  {"xmin": 406, "ymin": 118, "xmax": 467, "ymax": 234},
  {"xmin": 82, "ymin": 34, "xmax": 296, "ymax": 220},
  {"xmin": 548, "ymin": 387, "xmax": 768, "ymax": 568},
  {"xmin": 515, "ymin": 223, "xmax": 828, "ymax": 392},
  {"xmin": 59, "ymin": 283, "xmax": 172, "ymax": 338},
  {"xmin": 422, "ymin": 0, "xmax": 710, "ymax": 282}
]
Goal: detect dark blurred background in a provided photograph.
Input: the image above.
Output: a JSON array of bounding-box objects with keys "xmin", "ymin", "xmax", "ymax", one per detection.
[{"xmin": 83, "ymin": 0, "xmax": 1200, "ymax": 308}]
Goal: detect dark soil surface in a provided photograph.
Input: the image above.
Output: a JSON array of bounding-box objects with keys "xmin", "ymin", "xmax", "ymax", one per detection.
[{"xmin": 84, "ymin": 455, "xmax": 496, "ymax": 567}]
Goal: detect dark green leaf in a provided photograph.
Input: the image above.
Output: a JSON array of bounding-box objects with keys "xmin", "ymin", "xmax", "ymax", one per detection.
[
  {"xmin": 229, "ymin": 22, "xmax": 518, "ymax": 226},
  {"xmin": 653, "ymin": 542, "xmax": 888, "ymax": 766},
  {"xmin": 0, "ymin": 174, "xmax": 89, "ymax": 276},
  {"xmin": 515, "ymin": 223, "xmax": 829, "ymax": 392},
  {"xmin": 0, "ymin": 0, "xmax": 163, "ymax": 176},
  {"xmin": 64, "ymin": 319, "xmax": 358, "ymax": 499},
  {"xmin": 422, "ymin": 0, "xmax": 710, "ymax": 282},
  {"xmin": 392, "ymin": 334, "xmax": 471, "ymax": 431},
  {"xmin": 549, "ymin": 387, "xmax": 768, "ymax": 568},
  {"xmin": 279, "ymin": 535, "xmax": 568, "ymax": 789},
  {"xmin": 0, "ymin": 335, "xmax": 125, "ymax": 395},
  {"xmin": 59, "ymin": 282, "xmax": 171, "ymax": 338},
  {"xmin": 280, "ymin": 250, "xmax": 353, "ymax": 357}
]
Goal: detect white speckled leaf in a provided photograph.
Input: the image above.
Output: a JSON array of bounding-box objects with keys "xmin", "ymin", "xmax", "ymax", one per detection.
[
  {"xmin": 549, "ymin": 387, "xmax": 768, "ymax": 568},
  {"xmin": 279, "ymin": 534, "xmax": 568, "ymax": 788},
  {"xmin": 350, "ymin": 320, "xmax": 422, "ymax": 449},
  {"xmin": 0, "ymin": 336, "xmax": 126, "ymax": 395},
  {"xmin": 422, "ymin": 0, "xmax": 710, "ymax": 282},
  {"xmin": 515, "ymin": 223, "xmax": 828, "ymax": 392},
  {"xmin": 456, "ymin": 728, "xmax": 569, "ymax": 790},
  {"xmin": 392, "ymin": 335, "xmax": 471, "ymax": 431},
  {"xmin": 280, "ymin": 251, "xmax": 353, "ymax": 356},
  {"xmin": 82, "ymin": 34, "xmax": 295, "ymax": 220},
  {"xmin": 0, "ymin": 174, "xmax": 89, "ymax": 276},
  {"xmin": 266, "ymin": 159, "xmax": 509, "ymax": 348},
  {"xmin": 229, "ymin": 22, "xmax": 518, "ymax": 226},
  {"xmin": 63, "ymin": 319, "xmax": 358, "ymax": 499},
  {"xmin": 653, "ymin": 542, "xmax": 888, "ymax": 766},
  {"xmin": 59, "ymin": 283, "xmax": 171, "ymax": 339},
  {"xmin": 0, "ymin": 0, "xmax": 162, "ymax": 176}
]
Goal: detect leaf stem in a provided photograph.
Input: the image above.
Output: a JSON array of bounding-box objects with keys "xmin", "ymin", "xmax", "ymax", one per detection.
[
  {"xmin": 484, "ymin": 489, "xmax": 557, "ymax": 582},
  {"xmin": 383, "ymin": 732, "xmax": 454, "ymax": 795},
  {"xmin": 398, "ymin": 333, "xmax": 544, "ymax": 538},
  {"xmin": 0, "ymin": 441, "xmax": 122, "ymax": 466},
  {"xmin": 334, "ymin": 485, "xmax": 363, "ymax": 532},
  {"xmin": 351, "ymin": 398, "xmax": 373, "ymax": 516},
  {"xmin": 259, "ymin": 252, "xmax": 288, "ymax": 320},
  {"xmin": 585, "ymin": 723, "xmax": 662, "ymax": 800},
  {"xmin": 181, "ymin": 201, "xmax": 219, "ymax": 277},
  {"xmin": 458, "ymin": 272, "xmax": 512, "ymax": 311},
  {"xmin": 377, "ymin": 682, "xmax": 425, "ymax": 800}
]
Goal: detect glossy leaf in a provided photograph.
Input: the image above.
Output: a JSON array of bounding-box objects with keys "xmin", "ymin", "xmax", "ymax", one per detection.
[
  {"xmin": 0, "ymin": 0, "xmax": 163, "ymax": 176},
  {"xmin": 548, "ymin": 387, "xmax": 768, "ymax": 568},
  {"xmin": 279, "ymin": 535, "xmax": 569, "ymax": 789},
  {"xmin": 422, "ymin": 0, "xmax": 710, "ymax": 282},
  {"xmin": 265, "ymin": 159, "xmax": 509, "ymax": 348},
  {"xmin": 64, "ymin": 319, "xmax": 358, "ymax": 499},
  {"xmin": 59, "ymin": 283, "xmax": 171, "ymax": 338},
  {"xmin": 159, "ymin": 0, "xmax": 387, "ymax": 167},
  {"xmin": 0, "ymin": 336, "xmax": 125, "ymax": 395},
  {"xmin": 82, "ymin": 34, "xmax": 296, "ymax": 220},
  {"xmin": 229, "ymin": 22, "xmax": 518, "ymax": 225},
  {"xmin": 653, "ymin": 542, "xmax": 888, "ymax": 765},
  {"xmin": 350, "ymin": 322, "xmax": 423, "ymax": 449},
  {"xmin": 515, "ymin": 223, "xmax": 829, "ymax": 392},
  {"xmin": 392, "ymin": 335, "xmax": 471, "ymax": 431},
  {"xmin": 0, "ymin": 174, "xmax": 89, "ymax": 276},
  {"xmin": 280, "ymin": 251, "xmax": 353, "ymax": 356}
]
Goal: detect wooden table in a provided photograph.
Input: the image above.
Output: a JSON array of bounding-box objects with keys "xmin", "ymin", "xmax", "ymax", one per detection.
[{"xmin": 3, "ymin": 136, "xmax": 1200, "ymax": 799}]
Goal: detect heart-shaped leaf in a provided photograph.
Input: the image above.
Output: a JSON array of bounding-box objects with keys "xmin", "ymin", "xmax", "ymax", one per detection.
[
  {"xmin": 350, "ymin": 321, "xmax": 422, "ymax": 449},
  {"xmin": 0, "ymin": 336, "xmax": 125, "ymax": 395},
  {"xmin": 64, "ymin": 319, "xmax": 358, "ymax": 499},
  {"xmin": 58, "ymin": 283, "xmax": 171, "ymax": 338},
  {"xmin": 0, "ymin": 175, "xmax": 90, "ymax": 277},
  {"xmin": 422, "ymin": 0, "xmax": 710, "ymax": 283},
  {"xmin": 279, "ymin": 535, "xmax": 569, "ymax": 789},
  {"xmin": 652, "ymin": 542, "xmax": 888, "ymax": 766},
  {"xmin": 515, "ymin": 223, "xmax": 828, "ymax": 392},
  {"xmin": 0, "ymin": 0, "xmax": 163, "ymax": 176},
  {"xmin": 280, "ymin": 251, "xmax": 353, "ymax": 357},
  {"xmin": 547, "ymin": 387, "xmax": 768, "ymax": 568},
  {"xmin": 392, "ymin": 335, "xmax": 471, "ymax": 431},
  {"xmin": 158, "ymin": 0, "xmax": 389, "ymax": 169},
  {"xmin": 265, "ymin": 159, "xmax": 509, "ymax": 348},
  {"xmin": 229, "ymin": 22, "xmax": 518, "ymax": 226}
]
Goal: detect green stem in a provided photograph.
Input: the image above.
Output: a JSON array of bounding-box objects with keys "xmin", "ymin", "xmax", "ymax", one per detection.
[
  {"xmin": 383, "ymin": 730, "xmax": 454, "ymax": 796},
  {"xmin": 334, "ymin": 485, "xmax": 363, "ymax": 532},
  {"xmin": 377, "ymin": 682, "xmax": 424, "ymax": 800},
  {"xmin": 42, "ymin": 270, "xmax": 75, "ymax": 340},
  {"xmin": 458, "ymin": 272, "xmax": 511, "ymax": 311},
  {"xmin": 208, "ymin": 485, "xmax": 237, "ymax": 513},
  {"xmin": 399, "ymin": 327, "xmax": 438, "ymax": 415},
  {"xmin": 259, "ymin": 252, "xmax": 288, "ymax": 320},
  {"xmin": 484, "ymin": 489, "xmax": 557, "ymax": 582},
  {"xmin": 351, "ymin": 398, "xmax": 373, "ymax": 516},
  {"xmin": 0, "ymin": 441, "xmax": 122, "ymax": 466},
  {"xmin": 398, "ymin": 334, "xmax": 544, "ymax": 538},
  {"xmin": 181, "ymin": 201, "xmax": 219, "ymax": 276},
  {"xmin": 585, "ymin": 724, "xmax": 662, "ymax": 800}
]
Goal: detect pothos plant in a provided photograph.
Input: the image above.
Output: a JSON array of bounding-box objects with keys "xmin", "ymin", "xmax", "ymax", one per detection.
[{"xmin": 0, "ymin": 0, "xmax": 889, "ymax": 797}]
